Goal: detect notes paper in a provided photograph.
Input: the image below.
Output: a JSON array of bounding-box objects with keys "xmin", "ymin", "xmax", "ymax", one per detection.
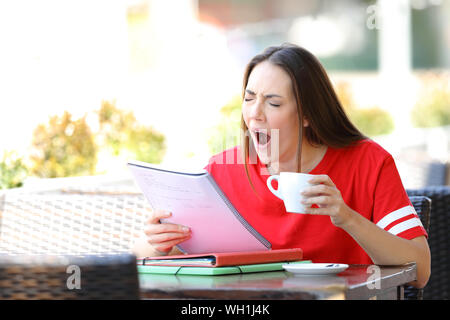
[{"xmin": 127, "ymin": 160, "xmax": 271, "ymax": 254}]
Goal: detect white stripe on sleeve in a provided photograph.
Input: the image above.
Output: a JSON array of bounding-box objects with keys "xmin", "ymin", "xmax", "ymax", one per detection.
[
  {"xmin": 386, "ymin": 217, "xmax": 424, "ymax": 236},
  {"xmin": 376, "ymin": 205, "xmax": 417, "ymax": 229}
]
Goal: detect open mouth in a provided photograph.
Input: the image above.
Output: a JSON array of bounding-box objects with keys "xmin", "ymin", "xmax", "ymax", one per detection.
[{"xmin": 253, "ymin": 129, "xmax": 271, "ymax": 147}]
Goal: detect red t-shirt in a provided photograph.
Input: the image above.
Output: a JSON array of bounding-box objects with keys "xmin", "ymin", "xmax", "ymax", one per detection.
[{"xmin": 205, "ymin": 139, "xmax": 427, "ymax": 264}]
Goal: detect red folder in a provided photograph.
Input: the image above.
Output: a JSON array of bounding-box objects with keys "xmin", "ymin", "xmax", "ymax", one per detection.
[{"xmin": 138, "ymin": 248, "xmax": 303, "ymax": 267}]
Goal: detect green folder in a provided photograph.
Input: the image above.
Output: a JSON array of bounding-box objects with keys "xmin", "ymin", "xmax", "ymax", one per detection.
[{"xmin": 137, "ymin": 260, "xmax": 312, "ymax": 276}]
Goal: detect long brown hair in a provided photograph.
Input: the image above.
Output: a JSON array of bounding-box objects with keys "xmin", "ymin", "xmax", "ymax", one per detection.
[{"xmin": 241, "ymin": 43, "xmax": 366, "ymax": 189}]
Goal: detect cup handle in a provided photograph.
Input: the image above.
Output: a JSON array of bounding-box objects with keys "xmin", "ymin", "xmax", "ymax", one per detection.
[{"xmin": 267, "ymin": 175, "xmax": 282, "ymax": 200}]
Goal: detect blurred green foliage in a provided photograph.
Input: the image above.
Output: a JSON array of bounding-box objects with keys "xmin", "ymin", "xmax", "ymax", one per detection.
[
  {"xmin": 30, "ymin": 111, "xmax": 98, "ymax": 178},
  {"xmin": 207, "ymin": 95, "xmax": 242, "ymax": 155},
  {"xmin": 335, "ymin": 82, "xmax": 395, "ymax": 137},
  {"xmin": 347, "ymin": 107, "xmax": 395, "ymax": 137},
  {"xmin": 97, "ymin": 100, "xmax": 166, "ymax": 164},
  {"xmin": 27, "ymin": 101, "xmax": 166, "ymax": 182},
  {"xmin": 411, "ymin": 73, "xmax": 450, "ymax": 128},
  {"xmin": 0, "ymin": 151, "xmax": 28, "ymax": 189}
]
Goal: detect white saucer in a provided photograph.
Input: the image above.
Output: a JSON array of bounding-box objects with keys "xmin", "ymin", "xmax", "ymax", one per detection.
[{"xmin": 282, "ymin": 263, "xmax": 349, "ymax": 275}]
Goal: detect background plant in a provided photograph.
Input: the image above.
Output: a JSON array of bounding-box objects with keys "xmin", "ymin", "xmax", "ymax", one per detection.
[
  {"xmin": 28, "ymin": 101, "xmax": 167, "ymax": 180},
  {"xmin": 411, "ymin": 72, "xmax": 450, "ymax": 128},
  {"xmin": 0, "ymin": 151, "xmax": 28, "ymax": 189},
  {"xmin": 97, "ymin": 100, "xmax": 166, "ymax": 164},
  {"xmin": 207, "ymin": 95, "xmax": 242, "ymax": 155},
  {"xmin": 335, "ymin": 82, "xmax": 395, "ymax": 137},
  {"xmin": 30, "ymin": 111, "xmax": 98, "ymax": 178}
]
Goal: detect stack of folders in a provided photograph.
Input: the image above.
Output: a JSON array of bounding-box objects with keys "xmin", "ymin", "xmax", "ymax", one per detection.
[{"xmin": 137, "ymin": 248, "xmax": 310, "ymax": 276}]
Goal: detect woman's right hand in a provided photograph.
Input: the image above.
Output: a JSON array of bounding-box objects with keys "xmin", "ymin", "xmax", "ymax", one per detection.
[{"xmin": 144, "ymin": 209, "xmax": 191, "ymax": 256}]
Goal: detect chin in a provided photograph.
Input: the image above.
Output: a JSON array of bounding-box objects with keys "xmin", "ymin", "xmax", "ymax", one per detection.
[
  {"xmin": 255, "ymin": 150, "xmax": 273, "ymax": 165},
  {"xmin": 252, "ymin": 144, "xmax": 268, "ymax": 162},
  {"xmin": 259, "ymin": 155, "xmax": 270, "ymax": 164}
]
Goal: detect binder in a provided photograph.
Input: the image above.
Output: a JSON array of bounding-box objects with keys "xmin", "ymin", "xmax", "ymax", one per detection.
[
  {"xmin": 138, "ymin": 260, "xmax": 312, "ymax": 276},
  {"xmin": 137, "ymin": 248, "xmax": 303, "ymax": 268},
  {"xmin": 138, "ymin": 270, "xmax": 290, "ymax": 287},
  {"xmin": 127, "ymin": 160, "xmax": 271, "ymax": 254}
]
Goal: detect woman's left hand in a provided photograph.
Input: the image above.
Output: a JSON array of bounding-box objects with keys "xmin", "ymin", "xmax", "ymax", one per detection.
[{"xmin": 301, "ymin": 174, "xmax": 354, "ymax": 228}]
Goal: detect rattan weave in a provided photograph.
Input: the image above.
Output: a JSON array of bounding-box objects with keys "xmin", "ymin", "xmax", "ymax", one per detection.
[
  {"xmin": 0, "ymin": 253, "xmax": 140, "ymax": 299},
  {"xmin": 403, "ymin": 196, "xmax": 431, "ymax": 300},
  {"xmin": 407, "ymin": 186, "xmax": 450, "ymax": 300},
  {"xmin": 0, "ymin": 193, "xmax": 151, "ymax": 254}
]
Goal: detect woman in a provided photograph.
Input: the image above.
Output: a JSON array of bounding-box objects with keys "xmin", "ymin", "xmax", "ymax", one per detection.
[{"xmin": 133, "ymin": 44, "xmax": 430, "ymax": 288}]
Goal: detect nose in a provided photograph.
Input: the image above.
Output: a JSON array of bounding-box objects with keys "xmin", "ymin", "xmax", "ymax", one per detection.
[{"xmin": 248, "ymin": 99, "xmax": 265, "ymax": 122}]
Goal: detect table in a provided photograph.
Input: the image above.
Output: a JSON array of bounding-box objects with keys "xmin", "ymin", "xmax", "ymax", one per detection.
[{"xmin": 139, "ymin": 263, "xmax": 416, "ymax": 300}]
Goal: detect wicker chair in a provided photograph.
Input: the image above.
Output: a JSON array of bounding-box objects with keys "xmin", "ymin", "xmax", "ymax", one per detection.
[
  {"xmin": 403, "ymin": 196, "xmax": 431, "ymax": 300},
  {"xmin": 0, "ymin": 253, "xmax": 140, "ymax": 299},
  {"xmin": 0, "ymin": 192, "xmax": 151, "ymax": 254},
  {"xmin": 0, "ymin": 192, "xmax": 146, "ymax": 299},
  {"xmin": 407, "ymin": 186, "xmax": 450, "ymax": 300}
]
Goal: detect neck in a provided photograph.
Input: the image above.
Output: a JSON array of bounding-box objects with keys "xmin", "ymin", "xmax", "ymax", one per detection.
[
  {"xmin": 268, "ymin": 142, "xmax": 327, "ymax": 175},
  {"xmin": 300, "ymin": 142, "xmax": 327, "ymax": 173}
]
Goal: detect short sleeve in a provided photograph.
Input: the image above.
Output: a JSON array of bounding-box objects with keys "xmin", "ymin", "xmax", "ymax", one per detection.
[
  {"xmin": 372, "ymin": 155, "xmax": 428, "ymax": 240},
  {"xmin": 204, "ymin": 155, "xmax": 217, "ymax": 174}
]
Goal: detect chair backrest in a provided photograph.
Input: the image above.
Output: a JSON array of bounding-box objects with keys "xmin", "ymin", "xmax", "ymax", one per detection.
[
  {"xmin": 0, "ymin": 192, "xmax": 151, "ymax": 254},
  {"xmin": 407, "ymin": 186, "xmax": 450, "ymax": 300},
  {"xmin": 0, "ymin": 253, "xmax": 140, "ymax": 299},
  {"xmin": 403, "ymin": 195, "xmax": 431, "ymax": 300},
  {"xmin": 408, "ymin": 196, "xmax": 431, "ymax": 234}
]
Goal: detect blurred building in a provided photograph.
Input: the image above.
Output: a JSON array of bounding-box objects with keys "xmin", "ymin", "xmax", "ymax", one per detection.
[
  {"xmin": 198, "ymin": 0, "xmax": 450, "ymax": 70},
  {"xmin": 0, "ymin": 0, "xmax": 448, "ymax": 188},
  {"xmin": 126, "ymin": 0, "xmax": 450, "ymax": 187}
]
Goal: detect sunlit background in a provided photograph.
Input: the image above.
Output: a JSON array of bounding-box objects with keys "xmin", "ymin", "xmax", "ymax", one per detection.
[{"xmin": 1, "ymin": 0, "xmax": 449, "ymax": 191}]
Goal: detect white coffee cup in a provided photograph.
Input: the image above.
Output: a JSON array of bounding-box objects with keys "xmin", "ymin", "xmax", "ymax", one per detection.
[{"xmin": 266, "ymin": 172, "xmax": 315, "ymax": 213}]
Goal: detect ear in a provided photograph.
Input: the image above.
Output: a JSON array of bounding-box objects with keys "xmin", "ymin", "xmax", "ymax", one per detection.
[{"xmin": 303, "ymin": 118, "xmax": 309, "ymax": 127}]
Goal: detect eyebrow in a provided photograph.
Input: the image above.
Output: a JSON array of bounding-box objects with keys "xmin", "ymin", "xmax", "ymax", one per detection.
[{"xmin": 245, "ymin": 89, "xmax": 283, "ymax": 98}]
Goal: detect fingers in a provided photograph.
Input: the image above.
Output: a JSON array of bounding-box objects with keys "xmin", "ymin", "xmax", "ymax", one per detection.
[
  {"xmin": 145, "ymin": 208, "xmax": 191, "ymax": 254},
  {"xmin": 307, "ymin": 174, "xmax": 336, "ymax": 187},
  {"xmin": 147, "ymin": 231, "xmax": 190, "ymax": 242},
  {"xmin": 301, "ymin": 183, "xmax": 336, "ymax": 197},
  {"xmin": 149, "ymin": 232, "xmax": 191, "ymax": 251},
  {"xmin": 153, "ymin": 236, "xmax": 191, "ymax": 254},
  {"xmin": 148, "ymin": 208, "xmax": 172, "ymax": 224},
  {"xmin": 301, "ymin": 184, "xmax": 341, "ymax": 209},
  {"xmin": 145, "ymin": 224, "xmax": 191, "ymax": 254},
  {"xmin": 301, "ymin": 195, "xmax": 330, "ymax": 207},
  {"xmin": 300, "ymin": 176, "xmax": 342, "ymax": 216},
  {"xmin": 145, "ymin": 221, "xmax": 190, "ymax": 235}
]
